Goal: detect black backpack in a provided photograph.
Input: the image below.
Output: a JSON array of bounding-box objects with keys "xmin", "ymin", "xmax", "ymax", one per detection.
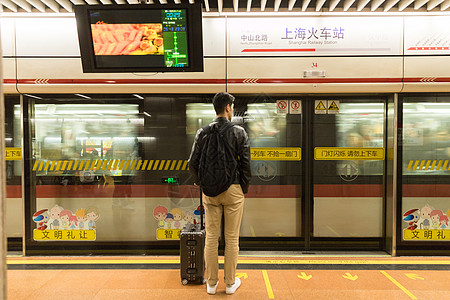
[{"xmin": 198, "ymin": 122, "xmax": 237, "ymax": 197}]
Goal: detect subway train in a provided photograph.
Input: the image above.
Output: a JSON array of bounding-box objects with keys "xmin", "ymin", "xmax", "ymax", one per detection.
[{"xmin": 2, "ymin": 11, "xmax": 449, "ymax": 255}]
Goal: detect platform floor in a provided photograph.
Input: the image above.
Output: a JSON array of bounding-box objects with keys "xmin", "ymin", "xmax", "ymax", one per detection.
[{"xmin": 6, "ymin": 254, "xmax": 450, "ymax": 299}]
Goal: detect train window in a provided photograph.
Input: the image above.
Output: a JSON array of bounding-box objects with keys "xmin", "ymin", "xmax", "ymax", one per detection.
[{"xmin": 401, "ymin": 97, "xmax": 450, "ymax": 238}]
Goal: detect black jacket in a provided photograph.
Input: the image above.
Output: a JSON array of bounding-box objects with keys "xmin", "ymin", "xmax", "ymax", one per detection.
[{"xmin": 188, "ymin": 117, "xmax": 252, "ymax": 194}]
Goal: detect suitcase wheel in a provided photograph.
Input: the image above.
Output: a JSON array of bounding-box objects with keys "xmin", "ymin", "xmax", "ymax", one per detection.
[{"xmin": 182, "ymin": 279, "xmax": 188, "ymax": 286}]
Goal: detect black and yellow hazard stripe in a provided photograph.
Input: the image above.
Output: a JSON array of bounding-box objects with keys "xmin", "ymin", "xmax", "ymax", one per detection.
[
  {"xmin": 32, "ymin": 159, "xmax": 189, "ymax": 172},
  {"xmin": 407, "ymin": 160, "xmax": 450, "ymax": 171}
]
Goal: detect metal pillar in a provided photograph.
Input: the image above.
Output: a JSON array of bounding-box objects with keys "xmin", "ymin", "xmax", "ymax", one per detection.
[{"xmin": 0, "ymin": 27, "xmax": 8, "ymax": 299}]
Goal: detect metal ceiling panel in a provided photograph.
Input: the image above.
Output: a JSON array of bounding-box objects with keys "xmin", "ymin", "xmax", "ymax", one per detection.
[{"xmin": 0, "ymin": 0, "xmax": 450, "ymax": 13}]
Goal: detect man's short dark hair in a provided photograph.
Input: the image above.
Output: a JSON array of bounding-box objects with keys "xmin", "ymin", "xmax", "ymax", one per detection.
[{"xmin": 212, "ymin": 92, "xmax": 235, "ymax": 115}]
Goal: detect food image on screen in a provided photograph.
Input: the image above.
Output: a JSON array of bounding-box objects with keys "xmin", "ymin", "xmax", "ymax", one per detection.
[{"xmin": 91, "ymin": 23, "xmax": 164, "ymax": 55}]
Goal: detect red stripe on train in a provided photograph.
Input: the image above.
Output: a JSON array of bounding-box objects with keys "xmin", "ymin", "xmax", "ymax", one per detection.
[{"xmin": 6, "ymin": 184, "xmax": 450, "ymax": 199}]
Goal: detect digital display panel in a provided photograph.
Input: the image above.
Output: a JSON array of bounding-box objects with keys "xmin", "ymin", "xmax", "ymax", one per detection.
[{"xmin": 74, "ymin": 4, "xmax": 203, "ymax": 73}]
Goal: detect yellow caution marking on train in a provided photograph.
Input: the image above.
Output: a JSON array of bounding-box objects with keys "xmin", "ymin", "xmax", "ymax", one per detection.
[
  {"xmin": 406, "ymin": 161, "xmax": 413, "ymax": 171},
  {"xmin": 407, "ymin": 160, "xmax": 450, "ymax": 171},
  {"xmin": 32, "ymin": 159, "xmax": 190, "ymax": 173}
]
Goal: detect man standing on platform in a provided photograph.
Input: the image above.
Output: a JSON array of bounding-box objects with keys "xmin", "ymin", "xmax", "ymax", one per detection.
[{"xmin": 188, "ymin": 92, "xmax": 251, "ymax": 295}]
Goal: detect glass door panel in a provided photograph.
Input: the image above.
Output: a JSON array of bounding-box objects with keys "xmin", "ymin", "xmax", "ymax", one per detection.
[
  {"xmin": 401, "ymin": 96, "xmax": 450, "ymax": 243},
  {"xmin": 313, "ymin": 99, "xmax": 385, "ymax": 239}
]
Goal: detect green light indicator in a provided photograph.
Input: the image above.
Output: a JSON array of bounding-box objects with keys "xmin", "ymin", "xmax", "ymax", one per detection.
[{"xmin": 162, "ymin": 177, "xmax": 179, "ymax": 184}]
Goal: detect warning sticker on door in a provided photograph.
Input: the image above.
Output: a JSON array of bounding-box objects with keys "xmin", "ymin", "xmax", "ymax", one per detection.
[
  {"xmin": 327, "ymin": 100, "xmax": 340, "ymax": 114},
  {"xmin": 251, "ymin": 147, "xmax": 301, "ymax": 161},
  {"xmin": 289, "ymin": 100, "xmax": 302, "ymax": 114},
  {"xmin": 315, "ymin": 100, "xmax": 327, "ymax": 114},
  {"xmin": 277, "ymin": 100, "xmax": 288, "ymax": 114},
  {"xmin": 314, "ymin": 147, "xmax": 385, "ymax": 160}
]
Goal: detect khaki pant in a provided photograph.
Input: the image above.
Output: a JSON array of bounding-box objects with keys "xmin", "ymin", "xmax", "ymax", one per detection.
[{"xmin": 203, "ymin": 184, "xmax": 245, "ymax": 286}]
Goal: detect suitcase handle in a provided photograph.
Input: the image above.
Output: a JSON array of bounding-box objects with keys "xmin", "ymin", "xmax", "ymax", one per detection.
[{"xmin": 200, "ymin": 187, "xmax": 204, "ymax": 231}]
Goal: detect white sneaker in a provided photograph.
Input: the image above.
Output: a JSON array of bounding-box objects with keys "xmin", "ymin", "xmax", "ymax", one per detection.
[
  {"xmin": 207, "ymin": 281, "xmax": 219, "ymax": 295},
  {"xmin": 226, "ymin": 277, "xmax": 241, "ymax": 295}
]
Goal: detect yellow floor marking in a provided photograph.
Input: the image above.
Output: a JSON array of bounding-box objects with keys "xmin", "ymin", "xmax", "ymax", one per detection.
[
  {"xmin": 413, "ymin": 160, "xmax": 419, "ymax": 170},
  {"xmin": 436, "ymin": 160, "xmax": 443, "ymax": 170},
  {"xmin": 141, "ymin": 160, "xmax": 148, "ymax": 170},
  {"xmin": 419, "ymin": 160, "xmax": 425, "ymax": 170},
  {"xmin": 405, "ymin": 273, "xmax": 424, "ymax": 280},
  {"xmin": 176, "ymin": 160, "xmax": 183, "ymax": 170},
  {"xmin": 381, "ymin": 271, "xmax": 417, "ymax": 300},
  {"xmin": 424, "ymin": 160, "xmax": 431, "ymax": 170},
  {"xmin": 262, "ymin": 270, "xmax": 274, "ymax": 299}
]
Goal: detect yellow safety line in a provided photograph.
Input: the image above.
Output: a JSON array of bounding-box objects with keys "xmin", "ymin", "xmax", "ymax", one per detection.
[
  {"xmin": 159, "ymin": 160, "xmax": 165, "ymax": 170},
  {"xmin": 67, "ymin": 161, "xmax": 73, "ymax": 171},
  {"xmin": 6, "ymin": 258, "xmax": 450, "ymax": 265},
  {"xmin": 147, "ymin": 160, "xmax": 154, "ymax": 170},
  {"xmin": 124, "ymin": 160, "xmax": 131, "ymax": 170},
  {"xmin": 136, "ymin": 160, "xmax": 142, "ymax": 170},
  {"xmin": 262, "ymin": 270, "xmax": 275, "ymax": 299},
  {"xmin": 44, "ymin": 161, "xmax": 50, "ymax": 171},
  {"xmin": 170, "ymin": 160, "xmax": 177, "ymax": 170},
  {"xmin": 380, "ymin": 271, "xmax": 417, "ymax": 300},
  {"xmin": 89, "ymin": 160, "xmax": 96, "ymax": 170},
  {"xmin": 153, "ymin": 160, "xmax": 159, "ymax": 170},
  {"xmin": 61, "ymin": 160, "xmax": 68, "ymax": 171},
  {"xmin": 182, "ymin": 160, "xmax": 188, "ymax": 170},
  {"xmin": 32, "ymin": 161, "xmax": 39, "ymax": 171},
  {"xmin": 164, "ymin": 160, "xmax": 170, "ymax": 170},
  {"xmin": 55, "ymin": 161, "xmax": 62, "ymax": 171},
  {"xmin": 424, "ymin": 160, "xmax": 431, "ymax": 170},
  {"xmin": 176, "ymin": 160, "xmax": 183, "ymax": 170},
  {"xmin": 436, "ymin": 160, "xmax": 443, "ymax": 170},
  {"xmin": 412, "ymin": 160, "xmax": 419, "ymax": 171},
  {"xmin": 38, "ymin": 161, "xmax": 44, "ymax": 171},
  {"xmin": 73, "ymin": 160, "xmax": 79, "ymax": 171},
  {"xmin": 141, "ymin": 160, "xmax": 148, "ymax": 170}
]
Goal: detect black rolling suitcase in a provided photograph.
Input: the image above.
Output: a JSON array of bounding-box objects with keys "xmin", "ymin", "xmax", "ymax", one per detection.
[{"xmin": 180, "ymin": 188, "xmax": 206, "ymax": 285}]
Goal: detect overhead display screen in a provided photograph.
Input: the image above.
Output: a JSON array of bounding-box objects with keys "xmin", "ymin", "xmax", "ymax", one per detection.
[{"xmin": 74, "ymin": 4, "xmax": 203, "ymax": 73}]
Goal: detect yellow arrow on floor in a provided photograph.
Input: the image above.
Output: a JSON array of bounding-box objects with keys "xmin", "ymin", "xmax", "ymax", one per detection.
[
  {"xmin": 236, "ymin": 273, "xmax": 248, "ymax": 279},
  {"xmin": 405, "ymin": 274, "xmax": 424, "ymax": 280},
  {"xmin": 297, "ymin": 272, "xmax": 312, "ymax": 280},
  {"xmin": 342, "ymin": 273, "xmax": 358, "ymax": 281}
]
